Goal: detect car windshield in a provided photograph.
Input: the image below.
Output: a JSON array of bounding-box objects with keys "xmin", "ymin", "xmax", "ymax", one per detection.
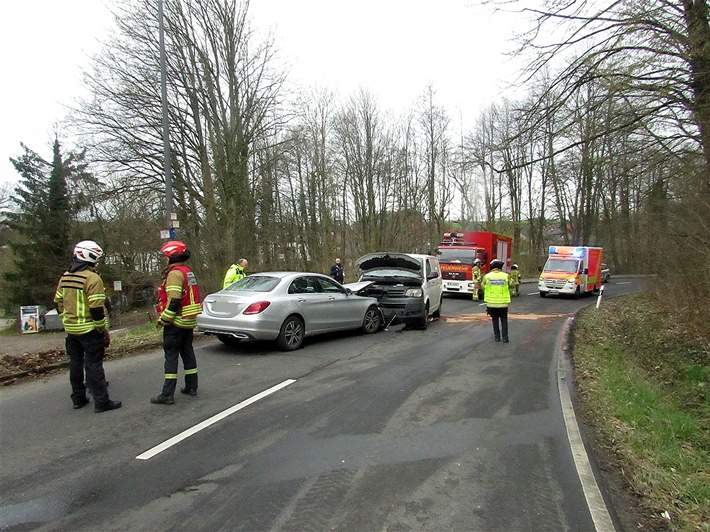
[
  {"xmin": 436, "ymin": 248, "xmax": 479, "ymax": 264},
  {"xmin": 544, "ymin": 259, "xmax": 580, "ymax": 273},
  {"xmin": 224, "ymin": 275, "xmax": 280, "ymax": 292},
  {"xmin": 361, "ymin": 268, "xmax": 421, "ymax": 280}
]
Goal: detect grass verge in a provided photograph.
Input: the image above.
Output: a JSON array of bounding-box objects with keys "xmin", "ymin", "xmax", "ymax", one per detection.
[{"xmin": 573, "ymin": 293, "xmax": 709, "ymax": 531}]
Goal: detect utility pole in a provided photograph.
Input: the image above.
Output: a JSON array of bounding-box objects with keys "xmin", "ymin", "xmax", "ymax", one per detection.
[{"xmin": 158, "ymin": 0, "xmax": 174, "ymax": 236}]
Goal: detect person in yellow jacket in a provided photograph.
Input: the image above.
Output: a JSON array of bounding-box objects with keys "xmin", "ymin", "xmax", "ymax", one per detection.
[
  {"xmin": 223, "ymin": 258, "xmax": 248, "ymax": 289},
  {"xmin": 54, "ymin": 240, "xmax": 121, "ymax": 412},
  {"xmin": 482, "ymin": 259, "xmax": 512, "ymax": 343},
  {"xmin": 472, "ymin": 258, "xmax": 482, "ymax": 301},
  {"xmin": 151, "ymin": 240, "xmax": 202, "ymax": 405},
  {"xmin": 509, "ymin": 263, "xmax": 521, "ymax": 297}
]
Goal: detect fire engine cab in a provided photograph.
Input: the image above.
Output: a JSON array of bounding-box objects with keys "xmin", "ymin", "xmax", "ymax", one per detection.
[{"xmin": 436, "ymin": 231, "xmax": 513, "ymax": 296}]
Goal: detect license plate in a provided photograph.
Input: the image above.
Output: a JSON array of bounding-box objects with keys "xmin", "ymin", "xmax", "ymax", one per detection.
[
  {"xmin": 549, "ymin": 289, "xmax": 559, "ymax": 294},
  {"xmin": 212, "ymin": 301, "xmax": 239, "ymax": 313}
]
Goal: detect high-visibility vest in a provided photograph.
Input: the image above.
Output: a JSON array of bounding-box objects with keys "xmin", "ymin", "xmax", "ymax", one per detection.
[
  {"xmin": 223, "ymin": 264, "xmax": 246, "ymax": 289},
  {"xmin": 156, "ymin": 264, "xmax": 202, "ymax": 327},
  {"xmin": 483, "ymin": 269, "xmax": 511, "ymax": 307}
]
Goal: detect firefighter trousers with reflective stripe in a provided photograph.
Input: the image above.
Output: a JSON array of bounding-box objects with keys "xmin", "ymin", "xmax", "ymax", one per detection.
[
  {"xmin": 161, "ymin": 324, "xmax": 198, "ymax": 396},
  {"xmin": 67, "ymin": 329, "xmax": 110, "ymax": 405}
]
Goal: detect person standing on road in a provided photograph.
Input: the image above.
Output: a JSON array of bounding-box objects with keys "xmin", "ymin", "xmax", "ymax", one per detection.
[
  {"xmin": 223, "ymin": 258, "xmax": 248, "ymax": 289},
  {"xmin": 482, "ymin": 258, "xmax": 512, "ymax": 343},
  {"xmin": 509, "ymin": 263, "xmax": 521, "ymax": 297},
  {"xmin": 472, "ymin": 258, "xmax": 483, "ymax": 301},
  {"xmin": 330, "ymin": 257, "xmax": 345, "ymax": 284},
  {"xmin": 54, "ymin": 240, "xmax": 121, "ymax": 412},
  {"xmin": 151, "ymin": 240, "xmax": 202, "ymax": 405}
]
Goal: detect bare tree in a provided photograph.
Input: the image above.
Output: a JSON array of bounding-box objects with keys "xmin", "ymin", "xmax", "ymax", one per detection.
[
  {"xmin": 482, "ymin": 0, "xmax": 710, "ymax": 187},
  {"xmin": 73, "ymin": 0, "xmax": 285, "ymax": 291},
  {"xmin": 416, "ymin": 85, "xmax": 455, "ymax": 249}
]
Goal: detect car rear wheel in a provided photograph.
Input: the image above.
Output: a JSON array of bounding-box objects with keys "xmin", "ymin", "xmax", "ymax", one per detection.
[
  {"xmin": 276, "ymin": 315, "xmax": 304, "ymax": 351},
  {"xmin": 217, "ymin": 334, "xmax": 241, "ymax": 346},
  {"xmin": 361, "ymin": 306, "xmax": 381, "ymax": 334}
]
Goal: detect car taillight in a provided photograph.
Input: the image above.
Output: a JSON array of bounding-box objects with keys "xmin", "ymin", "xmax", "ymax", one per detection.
[{"xmin": 243, "ymin": 301, "xmax": 270, "ymax": 314}]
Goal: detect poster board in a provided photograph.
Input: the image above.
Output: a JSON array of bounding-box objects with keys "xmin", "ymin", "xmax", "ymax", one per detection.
[{"xmin": 20, "ymin": 305, "xmax": 45, "ymax": 334}]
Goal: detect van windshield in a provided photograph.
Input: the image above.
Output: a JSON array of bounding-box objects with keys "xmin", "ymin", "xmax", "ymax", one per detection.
[{"xmin": 544, "ymin": 259, "xmax": 580, "ymax": 274}]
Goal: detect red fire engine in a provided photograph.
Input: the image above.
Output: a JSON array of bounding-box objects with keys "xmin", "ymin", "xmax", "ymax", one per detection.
[{"xmin": 436, "ymin": 231, "xmax": 513, "ymax": 296}]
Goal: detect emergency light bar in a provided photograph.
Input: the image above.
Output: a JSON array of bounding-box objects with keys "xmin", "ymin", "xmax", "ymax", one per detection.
[{"xmin": 549, "ymin": 246, "xmax": 586, "ymax": 258}]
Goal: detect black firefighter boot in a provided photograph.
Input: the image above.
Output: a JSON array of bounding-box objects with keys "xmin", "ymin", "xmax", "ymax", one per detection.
[{"xmin": 181, "ymin": 372, "xmax": 198, "ymax": 396}]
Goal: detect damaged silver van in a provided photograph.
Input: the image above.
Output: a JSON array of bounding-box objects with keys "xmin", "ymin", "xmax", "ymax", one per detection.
[{"xmin": 347, "ymin": 253, "xmax": 443, "ymax": 330}]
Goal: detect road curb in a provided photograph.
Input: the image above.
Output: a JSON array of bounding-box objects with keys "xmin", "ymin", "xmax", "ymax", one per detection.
[{"xmin": 556, "ymin": 316, "xmax": 616, "ymax": 532}]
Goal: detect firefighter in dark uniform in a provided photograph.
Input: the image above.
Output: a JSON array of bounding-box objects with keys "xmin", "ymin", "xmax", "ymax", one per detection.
[
  {"xmin": 54, "ymin": 240, "xmax": 122, "ymax": 412},
  {"xmin": 151, "ymin": 240, "xmax": 202, "ymax": 405}
]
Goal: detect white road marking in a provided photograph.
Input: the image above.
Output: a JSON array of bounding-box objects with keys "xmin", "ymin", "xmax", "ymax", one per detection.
[
  {"xmin": 136, "ymin": 379, "xmax": 297, "ymax": 460},
  {"xmin": 556, "ymin": 318, "xmax": 615, "ymax": 532},
  {"xmin": 616, "ymin": 281, "xmax": 631, "ymax": 285}
]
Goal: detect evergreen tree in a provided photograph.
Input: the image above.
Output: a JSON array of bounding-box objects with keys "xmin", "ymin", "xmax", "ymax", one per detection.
[{"xmin": 4, "ymin": 140, "xmax": 92, "ymax": 309}]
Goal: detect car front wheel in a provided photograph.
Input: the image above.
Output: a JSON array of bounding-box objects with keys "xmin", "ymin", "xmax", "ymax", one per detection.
[
  {"xmin": 432, "ymin": 295, "xmax": 442, "ymax": 319},
  {"xmin": 276, "ymin": 315, "xmax": 304, "ymax": 351},
  {"xmin": 416, "ymin": 303, "xmax": 429, "ymax": 330},
  {"xmin": 361, "ymin": 306, "xmax": 381, "ymax": 334}
]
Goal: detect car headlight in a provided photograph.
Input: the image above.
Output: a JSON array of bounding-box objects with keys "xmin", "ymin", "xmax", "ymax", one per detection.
[
  {"xmin": 565, "ymin": 277, "xmax": 577, "ymax": 285},
  {"xmin": 404, "ymin": 288, "xmax": 423, "ymax": 298}
]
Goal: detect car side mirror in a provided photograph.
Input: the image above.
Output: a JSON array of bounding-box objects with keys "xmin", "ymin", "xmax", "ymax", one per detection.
[
  {"xmin": 345, "ymin": 288, "xmax": 353, "ymax": 295},
  {"xmin": 583, "ymin": 268, "xmax": 589, "ymax": 275},
  {"xmin": 537, "ymin": 266, "xmax": 542, "ymax": 273}
]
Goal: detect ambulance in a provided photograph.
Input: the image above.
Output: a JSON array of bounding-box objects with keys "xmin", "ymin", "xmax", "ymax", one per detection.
[{"xmin": 538, "ymin": 246, "xmax": 603, "ymax": 298}]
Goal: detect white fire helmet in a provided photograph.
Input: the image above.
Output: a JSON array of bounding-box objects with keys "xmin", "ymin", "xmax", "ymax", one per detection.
[{"xmin": 73, "ymin": 240, "xmax": 104, "ymax": 264}]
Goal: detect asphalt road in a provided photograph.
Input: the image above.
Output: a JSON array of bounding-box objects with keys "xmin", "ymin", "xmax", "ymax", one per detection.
[{"xmin": 0, "ymin": 279, "xmax": 643, "ymax": 531}]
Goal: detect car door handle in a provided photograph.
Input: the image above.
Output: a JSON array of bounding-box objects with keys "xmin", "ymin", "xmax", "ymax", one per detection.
[
  {"xmin": 328, "ymin": 296, "xmax": 336, "ymax": 300},
  {"xmin": 297, "ymin": 298, "xmax": 306, "ymax": 302}
]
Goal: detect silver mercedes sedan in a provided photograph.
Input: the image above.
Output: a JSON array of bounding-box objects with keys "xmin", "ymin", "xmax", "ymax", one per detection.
[{"xmin": 196, "ymin": 272, "xmax": 382, "ymax": 351}]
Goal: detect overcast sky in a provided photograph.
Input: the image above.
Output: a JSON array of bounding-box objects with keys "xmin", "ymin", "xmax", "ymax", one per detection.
[{"xmin": 0, "ymin": 0, "xmax": 525, "ymax": 187}]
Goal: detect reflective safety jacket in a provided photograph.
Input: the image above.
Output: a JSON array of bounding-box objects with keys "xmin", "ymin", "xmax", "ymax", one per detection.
[
  {"xmin": 156, "ymin": 263, "xmax": 202, "ymax": 328},
  {"xmin": 472, "ymin": 265, "xmax": 482, "ymax": 285},
  {"xmin": 223, "ymin": 264, "xmax": 246, "ymax": 289},
  {"xmin": 509, "ymin": 269, "xmax": 521, "ymax": 286},
  {"xmin": 482, "ymin": 269, "xmax": 511, "ymax": 307},
  {"xmin": 55, "ymin": 269, "xmax": 108, "ymax": 335}
]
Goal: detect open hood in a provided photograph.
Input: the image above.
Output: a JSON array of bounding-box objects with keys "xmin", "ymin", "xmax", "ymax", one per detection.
[
  {"xmin": 356, "ymin": 253, "xmax": 421, "ymax": 274},
  {"xmin": 343, "ymin": 280, "xmax": 375, "ymax": 292}
]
